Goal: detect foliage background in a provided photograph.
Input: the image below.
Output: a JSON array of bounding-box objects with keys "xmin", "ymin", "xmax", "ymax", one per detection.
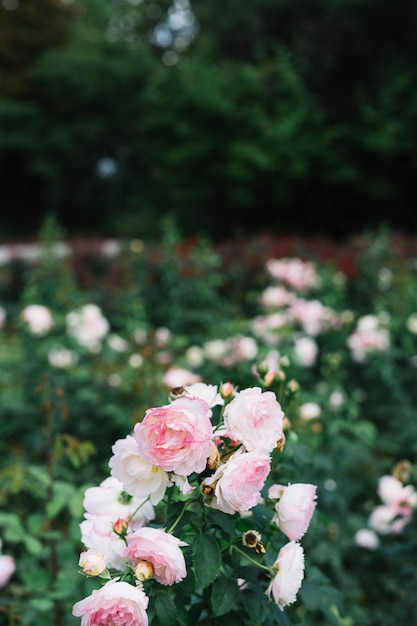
[{"xmin": 1, "ymin": 0, "xmax": 417, "ymax": 240}]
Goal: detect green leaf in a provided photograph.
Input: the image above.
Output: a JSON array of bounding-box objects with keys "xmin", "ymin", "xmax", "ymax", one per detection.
[
  {"xmin": 211, "ymin": 576, "xmax": 240, "ymax": 617},
  {"xmin": 30, "ymin": 598, "xmax": 54, "ymax": 612},
  {"xmin": 208, "ymin": 509, "xmax": 238, "ymax": 537},
  {"xmin": 193, "ymin": 534, "xmax": 221, "ymax": 588},
  {"xmin": 154, "ymin": 592, "xmax": 177, "ymax": 626},
  {"xmin": 242, "ymin": 591, "xmax": 268, "ymax": 626},
  {"xmin": 23, "ymin": 534, "xmax": 43, "ymax": 556}
]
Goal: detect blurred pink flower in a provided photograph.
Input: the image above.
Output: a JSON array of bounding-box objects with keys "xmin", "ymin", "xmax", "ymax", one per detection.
[
  {"xmin": 126, "ymin": 527, "xmax": 187, "ymax": 586},
  {"xmin": 72, "ymin": 579, "xmax": 149, "ymax": 626},
  {"xmin": 266, "ymin": 258, "xmax": 319, "ymax": 291},
  {"xmin": 66, "ymin": 304, "xmax": 109, "ymax": 351},
  {"xmin": 223, "ymin": 387, "xmax": 283, "ymax": 453},
  {"xmin": 266, "ymin": 541, "xmax": 305, "ymax": 610},
  {"xmin": 377, "ymin": 475, "xmax": 417, "ymax": 515},
  {"xmin": 163, "ymin": 367, "xmax": 201, "ymax": 388},
  {"xmin": 0, "ymin": 554, "xmax": 15, "ymax": 588},
  {"xmin": 368, "ymin": 505, "xmax": 412, "ymax": 536},
  {"xmin": 134, "ymin": 396, "xmax": 213, "ymax": 476},
  {"xmin": 203, "ymin": 448, "xmax": 271, "ymax": 515},
  {"xmin": 259, "ymin": 286, "xmax": 294, "ymax": 308},
  {"xmin": 269, "ymin": 483, "xmax": 317, "ymax": 541},
  {"xmin": 21, "ymin": 304, "xmax": 54, "ymax": 335}
]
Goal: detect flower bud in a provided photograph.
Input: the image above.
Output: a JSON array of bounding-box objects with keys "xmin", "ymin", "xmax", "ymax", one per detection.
[
  {"xmin": 220, "ymin": 382, "xmax": 235, "ymax": 398},
  {"xmin": 79, "ymin": 551, "xmax": 107, "ymax": 577},
  {"xmin": 113, "ymin": 518, "xmax": 129, "ymax": 538},
  {"xmin": 135, "ymin": 560, "xmax": 154, "ymax": 582}
]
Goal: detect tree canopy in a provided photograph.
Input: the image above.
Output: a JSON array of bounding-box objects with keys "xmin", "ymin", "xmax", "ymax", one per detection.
[{"xmin": 1, "ymin": 0, "xmax": 417, "ymax": 239}]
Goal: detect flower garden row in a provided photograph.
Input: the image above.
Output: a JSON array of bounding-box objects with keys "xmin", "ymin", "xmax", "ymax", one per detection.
[{"xmin": 1, "ymin": 227, "xmax": 417, "ymax": 625}]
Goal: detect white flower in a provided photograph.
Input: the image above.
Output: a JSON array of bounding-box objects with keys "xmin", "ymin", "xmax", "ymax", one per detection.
[
  {"xmin": 66, "ymin": 304, "xmax": 110, "ymax": 351},
  {"xmin": 21, "ymin": 304, "xmax": 54, "ymax": 335},
  {"xmin": 83, "ymin": 476, "xmax": 154, "ymax": 523},
  {"xmin": 354, "ymin": 529, "xmax": 380, "ymax": 550},
  {"xmin": 293, "ymin": 336, "xmax": 318, "ymax": 368},
  {"xmin": 184, "ymin": 383, "xmax": 224, "ymax": 407},
  {"xmin": 266, "ymin": 541, "xmax": 305, "ymax": 610},
  {"xmin": 109, "ymin": 436, "xmax": 169, "ymax": 505},
  {"xmin": 48, "ymin": 345, "xmax": 78, "ymax": 369},
  {"xmin": 299, "ymin": 402, "xmax": 321, "ymax": 421}
]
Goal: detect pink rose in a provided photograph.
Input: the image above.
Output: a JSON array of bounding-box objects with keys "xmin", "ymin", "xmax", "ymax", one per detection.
[
  {"xmin": 126, "ymin": 527, "xmax": 187, "ymax": 586},
  {"xmin": 72, "ymin": 579, "xmax": 149, "ymax": 626},
  {"xmin": 202, "ymin": 448, "xmax": 271, "ymax": 515},
  {"xmin": 266, "ymin": 541, "xmax": 305, "ymax": 610},
  {"xmin": 0, "ymin": 554, "xmax": 15, "ymax": 588},
  {"xmin": 134, "ymin": 396, "xmax": 213, "ymax": 476},
  {"xmin": 223, "ymin": 387, "xmax": 283, "ymax": 453},
  {"xmin": 269, "ymin": 483, "xmax": 317, "ymax": 541}
]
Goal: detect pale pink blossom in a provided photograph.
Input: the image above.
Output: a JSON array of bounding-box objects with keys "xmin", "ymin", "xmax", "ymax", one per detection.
[
  {"xmin": 266, "ymin": 541, "xmax": 305, "ymax": 609},
  {"xmin": 290, "ymin": 299, "xmax": 329, "ymax": 336},
  {"xmin": 368, "ymin": 505, "xmax": 412, "ymax": 535},
  {"xmin": 66, "ymin": 304, "xmax": 110, "ymax": 350},
  {"xmin": 72, "ymin": 578, "xmax": 149, "ymax": 626},
  {"xmin": 223, "ymin": 387, "xmax": 283, "ymax": 453},
  {"xmin": 134, "ymin": 396, "xmax": 213, "ymax": 476},
  {"xmin": 293, "ymin": 336, "xmax": 318, "ymax": 368},
  {"xmin": 347, "ymin": 315, "xmax": 390, "ymax": 362},
  {"xmin": 78, "ymin": 551, "xmax": 107, "ymax": 576},
  {"xmin": 126, "ymin": 527, "xmax": 187, "ymax": 586},
  {"xmin": 354, "ymin": 529, "xmax": 380, "ymax": 550},
  {"xmin": 252, "ymin": 312, "xmax": 290, "ymax": 345},
  {"xmin": 21, "ymin": 304, "xmax": 54, "ymax": 335},
  {"xmin": 202, "ymin": 448, "xmax": 271, "ymax": 515},
  {"xmin": 0, "ymin": 554, "xmax": 15, "ymax": 588},
  {"xmin": 266, "ymin": 258, "xmax": 319, "ymax": 291},
  {"xmin": 377, "ymin": 475, "xmax": 417, "ymax": 514},
  {"xmin": 259, "ymin": 286, "xmax": 294, "ymax": 308},
  {"xmin": 48, "ymin": 345, "xmax": 78, "ymax": 369},
  {"xmin": 163, "ymin": 367, "xmax": 201, "ymax": 388},
  {"xmin": 109, "ymin": 435, "xmax": 169, "ymax": 505},
  {"xmin": 184, "ymin": 383, "xmax": 224, "ymax": 407},
  {"xmin": 268, "ymin": 483, "xmax": 317, "ymax": 541}
]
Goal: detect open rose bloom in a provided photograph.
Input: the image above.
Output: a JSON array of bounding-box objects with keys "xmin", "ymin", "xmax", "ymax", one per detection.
[
  {"xmin": 73, "ymin": 380, "xmax": 317, "ymax": 621},
  {"xmin": 73, "ymin": 579, "xmax": 149, "ymax": 626}
]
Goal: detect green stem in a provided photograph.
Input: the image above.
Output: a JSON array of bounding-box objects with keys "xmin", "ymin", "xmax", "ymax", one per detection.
[
  {"xmin": 127, "ymin": 497, "xmax": 151, "ymax": 524},
  {"xmin": 167, "ymin": 498, "xmax": 196, "ymax": 534},
  {"xmin": 231, "ymin": 545, "xmax": 273, "ymax": 574}
]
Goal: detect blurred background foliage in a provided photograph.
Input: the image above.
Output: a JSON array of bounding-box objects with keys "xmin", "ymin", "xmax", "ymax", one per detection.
[{"xmin": 1, "ymin": 0, "xmax": 417, "ymax": 240}]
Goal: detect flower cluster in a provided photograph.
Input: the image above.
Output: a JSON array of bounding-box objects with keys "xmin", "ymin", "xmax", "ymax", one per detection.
[
  {"xmin": 355, "ymin": 464, "xmax": 417, "ymax": 549},
  {"xmin": 73, "ymin": 381, "xmax": 317, "ymax": 625},
  {"xmin": 347, "ymin": 314, "xmax": 391, "ymax": 362}
]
